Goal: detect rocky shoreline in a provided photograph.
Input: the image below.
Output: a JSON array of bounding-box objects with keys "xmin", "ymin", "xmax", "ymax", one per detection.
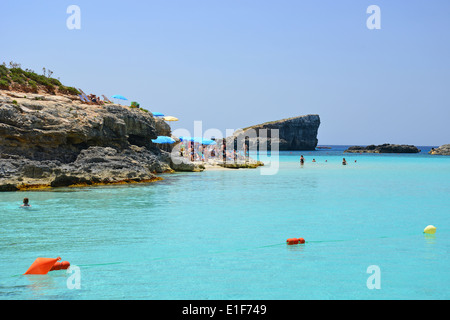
[
  {"xmin": 429, "ymin": 144, "xmax": 450, "ymax": 155},
  {"xmin": 0, "ymin": 90, "xmax": 195, "ymax": 191},
  {"xmin": 344, "ymin": 144, "xmax": 421, "ymax": 154},
  {"xmin": 0, "ymin": 90, "xmax": 266, "ymax": 191}
]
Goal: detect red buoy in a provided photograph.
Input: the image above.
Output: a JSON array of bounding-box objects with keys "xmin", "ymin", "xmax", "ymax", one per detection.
[
  {"xmin": 24, "ymin": 257, "xmax": 61, "ymax": 275},
  {"xmin": 286, "ymin": 237, "xmax": 306, "ymax": 245},
  {"xmin": 50, "ymin": 262, "xmax": 62, "ymax": 271},
  {"xmin": 24, "ymin": 257, "xmax": 71, "ymax": 275}
]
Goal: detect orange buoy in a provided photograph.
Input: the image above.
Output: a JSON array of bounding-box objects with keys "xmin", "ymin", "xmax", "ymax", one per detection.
[
  {"xmin": 24, "ymin": 257, "xmax": 61, "ymax": 275},
  {"xmin": 298, "ymin": 238, "xmax": 305, "ymax": 244},
  {"xmin": 286, "ymin": 238, "xmax": 299, "ymax": 245},
  {"xmin": 60, "ymin": 261, "xmax": 71, "ymax": 270},
  {"xmin": 50, "ymin": 262, "xmax": 62, "ymax": 271}
]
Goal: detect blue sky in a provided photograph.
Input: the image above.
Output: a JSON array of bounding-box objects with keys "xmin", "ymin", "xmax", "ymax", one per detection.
[{"xmin": 1, "ymin": 0, "xmax": 449, "ymax": 145}]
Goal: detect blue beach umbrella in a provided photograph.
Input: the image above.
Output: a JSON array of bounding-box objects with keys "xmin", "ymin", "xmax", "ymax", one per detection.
[
  {"xmin": 201, "ymin": 139, "xmax": 217, "ymax": 145},
  {"xmin": 151, "ymin": 136, "xmax": 175, "ymax": 144},
  {"xmin": 179, "ymin": 137, "xmax": 216, "ymax": 145},
  {"xmin": 152, "ymin": 112, "xmax": 165, "ymax": 117},
  {"xmin": 179, "ymin": 136, "xmax": 195, "ymax": 142},
  {"xmin": 111, "ymin": 95, "xmax": 127, "ymax": 100},
  {"xmin": 111, "ymin": 95, "xmax": 128, "ymax": 105}
]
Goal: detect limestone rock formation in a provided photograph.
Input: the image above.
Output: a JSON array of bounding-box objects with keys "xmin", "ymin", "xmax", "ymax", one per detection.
[
  {"xmin": 429, "ymin": 144, "xmax": 450, "ymax": 155},
  {"xmin": 0, "ymin": 90, "xmax": 177, "ymax": 190},
  {"xmin": 169, "ymin": 156, "xmax": 205, "ymax": 172},
  {"xmin": 227, "ymin": 114, "xmax": 320, "ymax": 151}
]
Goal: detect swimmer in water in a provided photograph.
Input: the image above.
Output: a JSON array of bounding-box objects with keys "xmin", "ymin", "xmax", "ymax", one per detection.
[
  {"xmin": 21, "ymin": 198, "xmax": 31, "ymax": 207},
  {"xmin": 312, "ymin": 159, "xmax": 316, "ymax": 162},
  {"xmin": 300, "ymin": 155, "xmax": 305, "ymax": 165},
  {"xmin": 342, "ymin": 158, "xmax": 347, "ymax": 165}
]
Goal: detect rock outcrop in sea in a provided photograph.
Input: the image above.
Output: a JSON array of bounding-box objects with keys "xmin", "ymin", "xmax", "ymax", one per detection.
[
  {"xmin": 344, "ymin": 144, "xmax": 421, "ymax": 153},
  {"xmin": 0, "ymin": 90, "xmax": 192, "ymax": 191},
  {"xmin": 429, "ymin": 144, "xmax": 450, "ymax": 155},
  {"xmin": 226, "ymin": 114, "xmax": 320, "ymax": 151}
]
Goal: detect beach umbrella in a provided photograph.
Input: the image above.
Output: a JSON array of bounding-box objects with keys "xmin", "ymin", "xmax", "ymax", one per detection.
[
  {"xmin": 111, "ymin": 95, "xmax": 127, "ymax": 100},
  {"xmin": 179, "ymin": 136, "xmax": 195, "ymax": 142},
  {"xmin": 152, "ymin": 112, "xmax": 165, "ymax": 117},
  {"xmin": 163, "ymin": 116, "xmax": 178, "ymax": 121},
  {"xmin": 201, "ymin": 139, "xmax": 217, "ymax": 145},
  {"xmin": 180, "ymin": 137, "xmax": 215, "ymax": 144},
  {"xmin": 111, "ymin": 95, "xmax": 128, "ymax": 105},
  {"xmin": 151, "ymin": 136, "xmax": 176, "ymax": 144}
]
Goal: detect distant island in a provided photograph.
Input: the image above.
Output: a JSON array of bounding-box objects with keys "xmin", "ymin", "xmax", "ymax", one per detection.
[
  {"xmin": 429, "ymin": 144, "xmax": 450, "ymax": 155},
  {"xmin": 344, "ymin": 144, "xmax": 421, "ymax": 153}
]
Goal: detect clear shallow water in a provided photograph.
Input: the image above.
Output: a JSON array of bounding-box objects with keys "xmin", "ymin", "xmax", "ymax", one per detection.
[{"xmin": 1, "ymin": 147, "xmax": 449, "ymax": 300}]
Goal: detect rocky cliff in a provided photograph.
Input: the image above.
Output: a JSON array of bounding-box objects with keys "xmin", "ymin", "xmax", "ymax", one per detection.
[
  {"xmin": 0, "ymin": 90, "xmax": 175, "ymax": 191},
  {"xmin": 429, "ymin": 144, "xmax": 450, "ymax": 155},
  {"xmin": 227, "ymin": 114, "xmax": 320, "ymax": 151}
]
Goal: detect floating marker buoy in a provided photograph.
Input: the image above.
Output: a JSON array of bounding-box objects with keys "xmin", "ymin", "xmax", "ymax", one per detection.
[
  {"xmin": 286, "ymin": 237, "xmax": 306, "ymax": 245},
  {"xmin": 24, "ymin": 257, "xmax": 61, "ymax": 275},
  {"xmin": 50, "ymin": 261, "xmax": 70, "ymax": 271},
  {"xmin": 424, "ymin": 225, "xmax": 436, "ymax": 234},
  {"xmin": 50, "ymin": 262, "xmax": 62, "ymax": 271},
  {"xmin": 24, "ymin": 257, "xmax": 70, "ymax": 275}
]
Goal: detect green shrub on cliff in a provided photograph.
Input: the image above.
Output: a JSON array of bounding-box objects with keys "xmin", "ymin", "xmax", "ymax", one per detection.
[
  {"xmin": 28, "ymin": 80, "xmax": 38, "ymax": 91},
  {"xmin": 0, "ymin": 65, "xmax": 8, "ymax": 78},
  {"xmin": 1, "ymin": 75, "xmax": 11, "ymax": 83},
  {"xmin": 0, "ymin": 62, "xmax": 79, "ymax": 96},
  {"xmin": 26, "ymin": 72, "xmax": 51, "ymax": 87},
  {"xmin": 0, "ymin": 79, "xmax": 9, "ymax": 89},
  {"xmin": 58, "ymin": 85, "xmax": 80, "ymax": 95},
  {"xmin": 10, "ymin": 72, "xmax": 26, "ymax": 85},
  {"xmin": 49, "ymin": 78, "xmax": 62, "ymax": 86}
]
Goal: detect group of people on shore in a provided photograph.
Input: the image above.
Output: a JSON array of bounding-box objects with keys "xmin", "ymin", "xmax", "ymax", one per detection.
[
  {"xmin": 300, "ymin": 155, "xmax": 354, "ymax": 166},
  {"xmin": 179, "ymin": 139, "xmax": 250, "ymax": 163}
]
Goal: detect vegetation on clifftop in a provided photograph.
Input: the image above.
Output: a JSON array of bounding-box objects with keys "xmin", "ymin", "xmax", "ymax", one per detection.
[{"xmin": 0, "ymin": 61, "xmax": 79, "ymax": 96}]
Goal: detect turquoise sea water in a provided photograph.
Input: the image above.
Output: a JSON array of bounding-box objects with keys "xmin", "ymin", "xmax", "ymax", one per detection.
[{"xmin": 1, "ymin": 146, "xmax": 449, "ymax": 300}]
